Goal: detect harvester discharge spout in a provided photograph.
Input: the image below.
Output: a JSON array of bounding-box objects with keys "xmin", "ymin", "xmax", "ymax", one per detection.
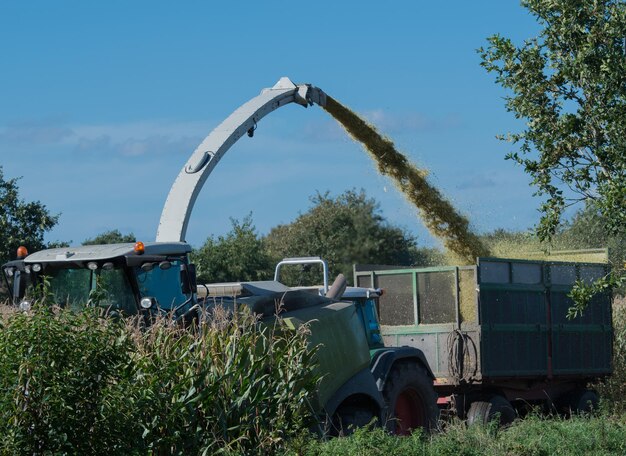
[{"xmin": 156, "ymin": 77, "xmax": 326, "ymax": 243}]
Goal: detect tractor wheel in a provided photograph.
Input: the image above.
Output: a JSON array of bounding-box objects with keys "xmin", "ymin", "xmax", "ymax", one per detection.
[
  {"xmin": 467, "ymin": 395, "xmax": 516, "ymax": 426},
  {"xmin": 331, "ymin": 404, "xmax": 376, "ymax": 436},
  {"xmin": 382, "ymin": 362, "xmax": 439, "ymax": 435}
]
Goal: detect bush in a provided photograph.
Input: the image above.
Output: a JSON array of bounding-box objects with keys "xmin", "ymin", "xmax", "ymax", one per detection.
[
  {"xmin": 0, "ymin": 304, "xmax": 318, "ymax": 455},
  {"xmin": 596, "ymin": 297, "xmax": 626, "ymax": 413}
]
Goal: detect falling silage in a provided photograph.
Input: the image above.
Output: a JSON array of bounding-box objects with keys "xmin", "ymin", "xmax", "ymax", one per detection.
[{"xmin": 323, "ymin": 96, "xmax": 489, "ymax": 264}]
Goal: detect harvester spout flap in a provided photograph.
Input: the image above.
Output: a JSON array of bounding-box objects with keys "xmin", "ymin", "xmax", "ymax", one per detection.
[{"xmin": 295, "ymin": 84, "xmax": 327, "ymax": 108}]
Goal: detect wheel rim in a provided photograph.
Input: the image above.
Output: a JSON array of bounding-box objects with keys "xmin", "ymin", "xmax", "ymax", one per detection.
[{"xmin": 394, "ymin": 388, "xmax": 425, "ymax": 435}]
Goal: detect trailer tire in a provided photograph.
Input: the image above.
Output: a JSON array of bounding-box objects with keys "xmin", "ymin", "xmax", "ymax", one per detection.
[
  {"xmin": 382, "ymin": 362, "xmax": 438, "ymax": 435},
  {"xmin": 569, "ymin": 389, "xmax": 599, "ymax": 415},
  {"xmin": 467, "ymin": 395, "xmax": 515, "ymax": 426}
]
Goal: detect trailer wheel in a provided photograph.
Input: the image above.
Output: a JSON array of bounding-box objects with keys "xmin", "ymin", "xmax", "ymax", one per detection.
[
  {"xmin": 382, "ymin": 362, "xmax": 438, "ymax": 435},
  {"xmin": 467, "ymin": 395, "xmax": 515, "ymax": 426},
  {"xmin": 568, "ymin": 389, "xmax": 599, "ymax": 415}
]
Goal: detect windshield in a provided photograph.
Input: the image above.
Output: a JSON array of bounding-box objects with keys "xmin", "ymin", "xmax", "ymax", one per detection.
[
  {"xmin": 135, "ymin": 259, "xmax": 188, "ymax": 310},
  {"xmin": 46, "ymin": 267, "xmax": 136, "ymax": 314}
]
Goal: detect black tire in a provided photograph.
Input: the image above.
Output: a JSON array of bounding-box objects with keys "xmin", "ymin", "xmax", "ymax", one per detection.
[
  {"xmin": 569, "ymin": 389, "xmax": 599, "ymax": 415},
  {"xmin": 331, "ymin": 404, "xmax": 376, "ymax": 436},
  {"xmin": 382, "ymin": 362, "xmax": 439, "ymax": 435},
  {"xmin": 467, "ymin": 395, "xmax": 516, "ymax": 426}
]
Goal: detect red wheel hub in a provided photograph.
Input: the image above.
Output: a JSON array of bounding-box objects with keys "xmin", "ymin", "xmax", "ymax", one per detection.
[{"xmin": 395, "ymin": 389, "xmax": 425, "ymax": 435}]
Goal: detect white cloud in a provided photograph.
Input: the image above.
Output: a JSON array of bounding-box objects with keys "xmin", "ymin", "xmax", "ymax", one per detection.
[
  {"xmin": 0, "ymin": 117, "xmax": 215, "ymax": 157},
  {"xmin": 295, "ymin": 108, "xmax": 463, "ymax": 144},
  {"xmin": 456, "ymin": 175, "xmax": 497, "ymax": 190},
  {"xmin": 74, "ymin": 134, "xmax": 200, "ymax": 157},
  {"xmin": 362, "ymin": 109, "xmax": 462, "ymax": 134},
  {"xmin": 0, "ymin": 119, "xmax": 74, "ymax": 145}
]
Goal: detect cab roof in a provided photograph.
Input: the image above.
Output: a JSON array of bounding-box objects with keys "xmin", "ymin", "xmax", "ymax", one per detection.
[{"xmin": 24, "ymin": 242, "xmax": 191, "ymax": 263}]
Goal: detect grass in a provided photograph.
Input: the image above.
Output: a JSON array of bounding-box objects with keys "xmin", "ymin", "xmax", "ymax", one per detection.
[{"xmin": 286, "ymin": 412, "xmax": 626, "ymax": 456}]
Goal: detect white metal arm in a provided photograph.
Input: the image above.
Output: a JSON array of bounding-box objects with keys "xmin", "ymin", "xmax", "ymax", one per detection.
[{"xmin": 156, "ymin": 77, "xmax": 326, "ymax": 242}]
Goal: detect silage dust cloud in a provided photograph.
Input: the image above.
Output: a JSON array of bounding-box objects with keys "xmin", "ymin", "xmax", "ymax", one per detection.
[{"xmin": 323, "ymin": 96, "xmax": 489, "ymax": 264}]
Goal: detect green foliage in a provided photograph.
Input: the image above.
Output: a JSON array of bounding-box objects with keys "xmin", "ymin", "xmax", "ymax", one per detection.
[
  {"xmin": 0, "ymin": 303, "xmax": 317, "ymax": 455},
  {"xmin": 480, "ymin": 0, "xmax": 626, "ymax": 241},
  {"xmin": 264, "ymin": 190, "xmax": 429, "ymax": 284},
  {"xmin": 0, "ymin": 305, "xmax": 139, "ymax": 455},
  {"xmin": 596, "ymin": 298, "xmax": 626, "ymax": 412},
  {"xmin": 0, "ymin": 166, "xmax": 59, "ymax": 264},
  {"xmin": 192, "ymin": 192, "xmax": 435, "ymax": 287},
  {"xmin": 568, "ymin": 274, "xmax": 623, "ymax": 318},
  {"xmin": 193, "ymin": 215, "xmax": 274, "ymax": 284},
  {"xmin": 134, "ymin": 308, "xmax": 318, "ymax": 454},
  {"xmin": 82, "ymin": 229, "xmax": 136, "ymax": 245},
  {"xmin": 287, "ymin": 413, "xmax": 626, "ymax": 455},
  {"xmin": 557, "ymin": 201, "xmax": 626, "ymax": 267}
]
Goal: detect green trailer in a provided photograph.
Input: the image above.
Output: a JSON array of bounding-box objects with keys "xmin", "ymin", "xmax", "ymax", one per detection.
[{"xmin": 354, "ymin": 254, "xmax": 612, "ymax": 424}]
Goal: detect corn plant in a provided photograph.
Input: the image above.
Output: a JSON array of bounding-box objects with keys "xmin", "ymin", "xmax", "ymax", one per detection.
[
  {"xmin": 0, "ymin": 304, "xmax": 140, "ymax": 455},
  {"xmin": 133, "ymin": 306, "xmax": 318, "ymax": 455},
  {"xmin": 0, "ymin": 301, "xmax": 318, "ymax": 455}
]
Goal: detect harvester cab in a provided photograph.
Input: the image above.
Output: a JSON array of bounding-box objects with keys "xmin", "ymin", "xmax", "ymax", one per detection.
[{"xmin": 1, "ymin": 242, "xmax": 199, "ymax": 320}]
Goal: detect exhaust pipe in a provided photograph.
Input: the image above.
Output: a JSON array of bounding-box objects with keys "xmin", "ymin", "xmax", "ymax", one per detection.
[{"xmin": 325, "ymin": 274, "xmax": 347, "ymax": 300}]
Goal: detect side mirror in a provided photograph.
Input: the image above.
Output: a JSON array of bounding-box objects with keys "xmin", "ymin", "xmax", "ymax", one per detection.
[
  {"xmin": 180, "ymin": 264, "xmax": 197, "ymax": 295},
  {"xmin": 188, "ymin": 263, "xmax": 197, "ymax": 294},
  {"xmin": 13, "ymin": 271, "xmax": 27, "ymax": 305}
]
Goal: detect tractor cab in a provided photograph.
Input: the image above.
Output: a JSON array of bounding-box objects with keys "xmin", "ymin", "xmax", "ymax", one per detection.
[{"xmin": 1, "ymin": 242, "xmax": 198, "ymax": 319}]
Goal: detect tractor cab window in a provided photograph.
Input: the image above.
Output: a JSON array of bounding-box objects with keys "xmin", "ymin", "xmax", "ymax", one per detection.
[
  {"xmin": 135, "ymin": 259, "xmax": 189, "ymax": 311},
  {"xmin": 45, "ymin": 267, "xmax": 136, "ymax": 314},
  {"xmin": 49, "ymin": 268, "xmax": 91, "ymax": 309}
]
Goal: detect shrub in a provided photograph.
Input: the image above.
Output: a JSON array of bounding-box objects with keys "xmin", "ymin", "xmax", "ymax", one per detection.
[{"xmin": 596, "ymin": 297, "xmax": 626, "ymax": 413}]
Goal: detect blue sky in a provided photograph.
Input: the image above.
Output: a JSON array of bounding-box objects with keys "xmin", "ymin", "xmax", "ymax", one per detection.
[{"xmin": 0, "ymin": 1, "xmax": 546, "ymax": 249}]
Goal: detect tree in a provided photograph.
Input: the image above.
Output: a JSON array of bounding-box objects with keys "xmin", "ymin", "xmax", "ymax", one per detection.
[
  {"xmin": 82, "ymin": 230, "xmax": 136, "ymax": 245},
  {"xmin": 264, "ymin": 190, "xmax": 431, "ymax": 284},
  {"xmin": 480, "ymin": 0, "xmax": 626, "ymax": 241},
  {"xmin": 0, "ymin": 166, "xmax": 59, "ymax": 264},
  {"xmin": 192, "ymin": 215, "xmax": 273, "ymax": 284},
  {"xmin": 557, "ymin": 201, "xmax": 626, "ymax": 268}
]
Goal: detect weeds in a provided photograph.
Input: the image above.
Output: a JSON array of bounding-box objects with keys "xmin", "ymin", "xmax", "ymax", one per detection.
[{"xmin": 288, "ymin": 413, "xmax": 626, "ymax": 456}]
